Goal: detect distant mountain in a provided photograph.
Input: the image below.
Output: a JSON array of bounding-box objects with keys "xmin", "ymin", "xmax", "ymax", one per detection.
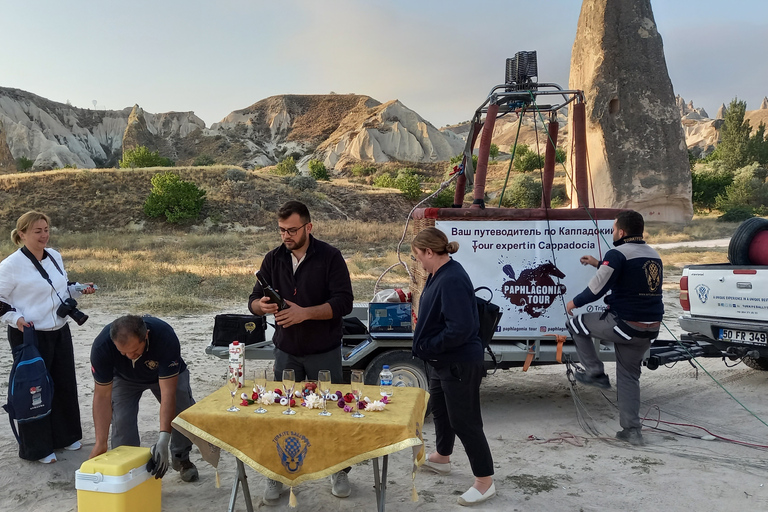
[{"xmin": 0, "ymin": 89, "xmax": 463, "ymax": 174}]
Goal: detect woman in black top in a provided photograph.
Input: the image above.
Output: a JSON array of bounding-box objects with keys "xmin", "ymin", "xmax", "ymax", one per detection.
[{"xmin": 411, "ymin": 227, "xmax": 495, "ymax": 506}]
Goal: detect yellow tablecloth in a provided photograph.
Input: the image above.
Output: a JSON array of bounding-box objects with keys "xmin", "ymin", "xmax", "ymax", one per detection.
[{"xmin": 172, "ymin": 383, "xmax": 428, "ymax": 486}]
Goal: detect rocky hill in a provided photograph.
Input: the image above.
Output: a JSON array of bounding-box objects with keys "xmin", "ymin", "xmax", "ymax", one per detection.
[{"xmin": 0, "ymin": 89, "xmax": 463, "ymax": 174}]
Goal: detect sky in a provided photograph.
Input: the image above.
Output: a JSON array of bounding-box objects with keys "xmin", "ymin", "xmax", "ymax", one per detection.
[{"xmin": 2, "ymin": 0, "xmax": 767, "ymax": 128}]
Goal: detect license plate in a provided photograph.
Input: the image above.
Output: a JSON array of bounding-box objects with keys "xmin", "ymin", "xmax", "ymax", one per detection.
[{"xmin": 718, "ymin": 329, "xmax": 768, "ymax": 345}]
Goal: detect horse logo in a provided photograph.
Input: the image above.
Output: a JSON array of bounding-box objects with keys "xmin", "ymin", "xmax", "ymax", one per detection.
[
  {"xmin": 274, "ymin": 431, "xmax": 310, "ymax": 473},
  {"xmin": 501, "ymin": 261, "xmax": 567, "ymax": 318},
  {"xmin": 695, "ymin": 284, "xmax": 709, "ymax": 304}
]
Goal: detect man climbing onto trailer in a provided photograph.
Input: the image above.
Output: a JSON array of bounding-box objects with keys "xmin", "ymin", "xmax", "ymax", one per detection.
[{"xmin": 564, "ymin": 210, "xmax": 664, "ymax": 446}]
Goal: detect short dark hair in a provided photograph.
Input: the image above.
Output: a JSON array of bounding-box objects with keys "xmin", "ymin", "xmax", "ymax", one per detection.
[
  {"xmin": 110, "ymin": 315, "xmax": 148, "ymax": 345},
  {"xmin": 615, "ymin": 210, "xmax": 644, "ymax": 237},
  {"xmin": 278, "ymin": 201, "xmax": 311, "ymax": 224}
]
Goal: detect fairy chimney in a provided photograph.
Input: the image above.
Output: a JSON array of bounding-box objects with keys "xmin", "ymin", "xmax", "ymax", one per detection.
[{"xmin": 568, "ymin": 0, "xmax": 692, "ymax": 223}]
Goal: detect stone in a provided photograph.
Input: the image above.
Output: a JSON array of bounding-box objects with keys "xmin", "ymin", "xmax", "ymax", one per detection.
[
  {"xmin": 568, "ymin": 0, "xmax": 692, "ymax": 223},
  {"xmin": 0, "ymin": 119, "xmax": 16, "ymax": 174},
  {"xmin": 761, "ymin": 97, "xmax": 768, "ymax": 110}
]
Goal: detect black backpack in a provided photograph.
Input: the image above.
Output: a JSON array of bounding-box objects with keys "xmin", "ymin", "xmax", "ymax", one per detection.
[
  {"xmin": 3, "ymin": 328, "xmax": 53, "ymax": 442},
  {"xmin": 475, "ymin": 287, "xmax": 503, "ymax": 372}
]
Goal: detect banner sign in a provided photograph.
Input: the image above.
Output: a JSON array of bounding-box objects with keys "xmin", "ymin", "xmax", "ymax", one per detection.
[{"xmin": 435, "ymin": 219, "xmax": 614, "ymax": 338}]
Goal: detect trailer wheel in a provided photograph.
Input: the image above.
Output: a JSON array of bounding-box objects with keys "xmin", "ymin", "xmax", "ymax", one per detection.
[
  {"xmin": 728, "ymin": 217, "xmax": 768, "ymax": 265},
  {"xmin": 742, "ymin": 355, "xmax": 768, "ymax": 371},
  {"xmin": 363, "ymin": 350, "xmax": 429, "ymax": 390}
]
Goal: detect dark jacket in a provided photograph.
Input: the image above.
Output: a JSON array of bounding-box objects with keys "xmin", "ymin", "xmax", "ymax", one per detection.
[
  {"xmin": 573, "ymin": 238, "xmax": 664, "ymax": 322},
  {"xmin": 412, "ymin": 259, "xmax": 483, "ymax": 363},
  {"xmin": 249, "ymin": 235, "xmax": 353, "ymax": 356}
]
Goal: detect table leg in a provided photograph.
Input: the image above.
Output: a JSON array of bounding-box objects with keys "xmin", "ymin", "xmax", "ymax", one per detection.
[
  {"xmin": 372, "ymin": 455, "xmax": 389, "ymax": 512},
  {"xmin": 228, "ymin": 459, "xmax": 255, "ymax": 512}
]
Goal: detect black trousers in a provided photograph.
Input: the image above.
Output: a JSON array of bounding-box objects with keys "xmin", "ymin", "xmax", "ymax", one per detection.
[
  {"xmin": 8, "ymin": 325, "xmax": 82, "ymax": 461},
  {"xmin": 427, "ymin": 360, "xmax": 494, "ymax": 478}
]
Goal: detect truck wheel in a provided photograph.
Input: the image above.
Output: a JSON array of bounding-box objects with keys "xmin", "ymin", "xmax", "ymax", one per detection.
[
  {"xmin": 728, "ymin": 217, "xmax": 768, "ymax": 265},
  {"xmin": 742, "ymin": 355, "xmax": 768, "ymax": 371},
  {"xmin": 363, "ymin": 350, "xmax": 429, "ymax": 390}
]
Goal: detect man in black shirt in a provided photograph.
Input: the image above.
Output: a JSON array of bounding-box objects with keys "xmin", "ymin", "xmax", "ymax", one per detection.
[{"xmin": 89, "ymin": 315, "xmax": 198, "ymax": 482}]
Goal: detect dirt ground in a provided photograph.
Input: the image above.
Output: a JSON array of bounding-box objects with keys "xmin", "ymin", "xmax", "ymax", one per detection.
[{"xmin": 1, "ymin": 292, "xmax": 768, "ymax": 512}]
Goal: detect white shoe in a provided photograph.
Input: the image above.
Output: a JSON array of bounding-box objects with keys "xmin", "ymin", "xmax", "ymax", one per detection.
[
  {"xmin": 64, "ymin": 441, "xmax": 82, "ymax": 451},
  {"xmin": 458, "ymin": 482, "xmax": 496, "ymax": 506},
  {"xmin": 263, "ymin": 478, "xmax": 284, "ymax": 505},
  {"xmin": 39, "ymin": 453, "xmax": 57, "ymax": 464},
  {"xmin": 421, "ymin": 453, "xmax": 451, "ymax": 475},
  {"xmin": 331, "ymin": 470, "xmax": 351, "ymax": 498}
]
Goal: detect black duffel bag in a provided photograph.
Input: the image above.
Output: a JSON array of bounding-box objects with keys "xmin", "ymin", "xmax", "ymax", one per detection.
[{"xmin": 212, "ymin": 314, "xmax": 267, "ymax": 346}]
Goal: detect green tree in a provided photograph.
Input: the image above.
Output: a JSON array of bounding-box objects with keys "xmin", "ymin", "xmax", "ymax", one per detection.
[
  {"xmin": 308, "ymin": 159, "xmax": 330, "ymax": 181},
  {"xmin": 500, "ymin": 174, "xmax": 542, "ymax": 208},
  {"xmin": 555, "ymin": 147, "xmax": 566, "ymax": 164},
  {"xmin": 489, "ymin": 143, "xmax": 499, "ymax": 161},
  {"xmin": 515, "ymin": 151, "xmax": 545, "ymax": 172},
  {"xmin": 714, "ymin": 98, "xmax": 751, "ymax": 172},
  {"xmin": 691, "ymin": 163, "xmax": 733, "ymax": 210},
  {"xmin": 143, "ymin": 172, "xmax": 206, "ymax": 223},
  {"xmin": 394, "ymin": 169, "xmax": 422, "ymax": 200},
  {"xmin": 747, "ymin": 121, "xmax": 768, "ymax": 165},
  {"xmin": 120, "ymin": 146, "xmax": 174, "ymax": 168},
  {"xmin": 272, "ymin": 156, "xmax": 298, "ymax": 176},
  {"xmin": 715, "ymin": 163, "xmax": 768, "ymax": 215},
  {"xmin": 16, "ymin": 156, "xmax": 34, "ymax": 172}
]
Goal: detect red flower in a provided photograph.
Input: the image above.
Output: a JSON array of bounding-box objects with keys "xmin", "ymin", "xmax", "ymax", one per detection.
[
  {"xmin": 251, "ymin": 392, "xmax": 259, "ymax": 401},
  {"xmin": 289, "ymin": 399, "xmax": 296, "ymax": 407},
  {"xmin": 274, "ymin": 388, "xmax": 283, "ymax": 396},
  {"xmin": 240, "ymin": 399, "xmax": 249, "ymax": 406},
  {"xmin": 343, "ymin": 393, "xmax": 355, "ymax": 403}
]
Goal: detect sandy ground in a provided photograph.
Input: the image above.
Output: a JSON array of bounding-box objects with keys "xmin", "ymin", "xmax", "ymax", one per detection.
[{"xmin": 2, "ymin": 291, "xmax": 768, "ymax": 512}]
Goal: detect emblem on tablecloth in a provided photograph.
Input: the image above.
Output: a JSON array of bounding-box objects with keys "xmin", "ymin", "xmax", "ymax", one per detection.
[{"xmin": 274, "ymin": 431, "xmax": 310, "ymax": 473}]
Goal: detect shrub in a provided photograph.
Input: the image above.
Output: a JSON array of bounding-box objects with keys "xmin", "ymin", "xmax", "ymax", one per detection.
[
  {"xmin": 16, "ymin": 156, "xmax": 33, "ymax": 172},
  {"xmin": 715, "ymin": 163, "xmax": 768, "ymax": 213},
  {"xmin": 350, "ymin": 163, "xmax": 376, "ymax": 177},
  {"xmin": 120, "ymin": 146, "xmax": 174, "ymax": 168},
  {"xmin": 143, "ymin": 172, "xmax": 206, "ymax": 223},
  {"xmin": 224, "ymin": 168, "xmax": 247, "ymax": 182},
  {"xmin": 272, "ymin": 156, "xmax": 298, "ymax": 176},
  {"xmin": 489, "ymin": 143, "xmax": 499, "ymax": 161},
  {"xmin": 718, "ymin": 205, "xmax": 755, "ymax": 222},
  {"xmin": 691, "ymin": 163, "xmax": 733, "ymax": 210},
  {"xmin": 500, "ymin": 174, "xmax": 542, "ymax": 208},
  {"xmin": 555, "ymin": 147, "xmax": 566, "ymax": 164},
  {"xmin": 308, "ymin": 159, "xmax": 330, "ymax": 181},
  {"xmin": 394, "ymin": 169, "xmax": 422, "ymax": 200},
  {"xmin": 288, "ymin": 175, "xmax": 317, "ymax": 191},
  {"xmin": 513, "ymin": 144, "xmax": 545, "ymax": 172},
  {"xmin": 373, "ymin": 173, "xmax": 395, "ymax": 188},
  {"xmin": 430, "ymin": 186, "xmax": 457, "ymax": 207},
  {"xmin": 193, "ymin": 154, "xmax": 215, "ymax": 166}
]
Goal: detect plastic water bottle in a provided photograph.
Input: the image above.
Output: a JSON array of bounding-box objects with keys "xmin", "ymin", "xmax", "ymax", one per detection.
[{"xmin": 379, "ymin": 365, "xmax": 393, "ymax": 397}]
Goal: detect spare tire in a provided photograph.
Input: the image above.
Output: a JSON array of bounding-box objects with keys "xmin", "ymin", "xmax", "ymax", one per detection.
[{"xmin": 727, "ymin": 217, "xmax": 768, "ymax": 265}]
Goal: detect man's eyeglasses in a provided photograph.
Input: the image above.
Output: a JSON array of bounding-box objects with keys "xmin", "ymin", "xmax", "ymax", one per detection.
[{"xmin": 278, "ymin": 223, "xmax": 308, "ymax": 236}]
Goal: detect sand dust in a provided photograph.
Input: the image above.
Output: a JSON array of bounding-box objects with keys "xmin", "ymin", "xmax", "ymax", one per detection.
[{"xmin": 1, "ymin": 293, "xmax": 768, "ymax": 512}]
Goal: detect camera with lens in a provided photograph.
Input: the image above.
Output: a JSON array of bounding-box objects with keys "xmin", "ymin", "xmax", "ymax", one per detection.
[{"xmin": 57, "ymin": 298, "xmax": 89, "ymax": 326}]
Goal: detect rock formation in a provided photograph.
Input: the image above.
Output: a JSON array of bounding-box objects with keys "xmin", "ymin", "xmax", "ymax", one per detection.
[
  {"xmin": 676, "ymin": 95, "xmax": 708, "ymax": 120},
  {"xmin": 761, "ymin": 97, "xmax": 768, "ymax": 110},
  {"xmin": 0, "ymin": 120, "xmax": 16, "ymax": 174},
  {"xmin": 121, "ymin": 105, "xmax": 204, "ymax": 161},
  {"xmin": 568, "ymin": 0, "xmax": 692, "ymax": 223},
  {"xmin": 716, "ymin": 104, "xmax": 727, "ymax": 119}
]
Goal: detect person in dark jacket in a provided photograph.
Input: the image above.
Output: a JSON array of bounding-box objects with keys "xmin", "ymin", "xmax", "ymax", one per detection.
[
  {"xmin": 412, "ymin": 227, "xmax": 495, "ymax": 507},
  {"xmin": 565, "ymin": 210, "xmax": 664, "ymax": 446},
  {"xmin": 248, "ymin": 200, "xmax": 354, "ymax": 504}
]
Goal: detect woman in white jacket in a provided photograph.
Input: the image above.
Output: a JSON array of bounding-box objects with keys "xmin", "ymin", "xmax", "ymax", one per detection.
[{"xmin": 0, "ymin": 211, "xmax": 95, "ymax": 463}]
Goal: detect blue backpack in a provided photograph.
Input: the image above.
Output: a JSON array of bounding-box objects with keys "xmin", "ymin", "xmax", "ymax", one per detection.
[{"xmin": 3, "ymin": 328, "xmax": 53, "ymax": 442}]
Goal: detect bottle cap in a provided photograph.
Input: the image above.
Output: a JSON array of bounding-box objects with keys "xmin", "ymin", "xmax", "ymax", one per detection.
[
  {"xmin": 383, "ymin": 365, "xmax": 389, "ymax": 369},
  {"xmin": 232, "ymin": 341, "xmax": 239, "ymax": 345}
]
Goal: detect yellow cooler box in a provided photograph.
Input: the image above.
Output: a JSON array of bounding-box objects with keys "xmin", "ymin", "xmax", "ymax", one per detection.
[{"xmin": 76, "ymin": 446, "xmax": 161, "ymax": 512}]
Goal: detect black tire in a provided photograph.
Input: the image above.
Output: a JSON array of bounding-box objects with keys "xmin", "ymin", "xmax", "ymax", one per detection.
[
  {"xmin": 363, "ymin": 350, "xmax": 429, "ymax": 390},
  {"xmin": 728, "ymin": 217, "xmax": 768, "ymax": 265},
  {"xmin": 742, "ymin": 355, "xmax": 768, "ymax": 371}
]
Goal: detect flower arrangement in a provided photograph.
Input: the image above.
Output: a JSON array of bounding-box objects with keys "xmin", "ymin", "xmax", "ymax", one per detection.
[{"xmin": 236, "ymin": 382, "xmax": 390, "ymax": 412}]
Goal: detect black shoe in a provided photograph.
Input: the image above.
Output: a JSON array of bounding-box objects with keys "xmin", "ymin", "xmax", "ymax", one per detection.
[
  {"xmin": 574, "ymin": 370, "xmax": 611, "ymax": 389},
  {"xmin": 616, "ymin": 427, "xmax": 644, "ymax": 446},
  {"xmin": 172, "ymin": 458, "xmax": 199, "ymax": 482}
]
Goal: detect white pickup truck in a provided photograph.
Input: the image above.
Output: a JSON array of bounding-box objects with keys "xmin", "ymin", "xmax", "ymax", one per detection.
[{"xmin": 678, "ymin": 218, "xmax": 768, "ymax": 370}]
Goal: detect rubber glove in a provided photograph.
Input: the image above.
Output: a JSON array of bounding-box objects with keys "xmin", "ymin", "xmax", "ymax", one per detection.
[{"xmin": 149, "ymin": 431, "xmax": 171, "ymax": 479}]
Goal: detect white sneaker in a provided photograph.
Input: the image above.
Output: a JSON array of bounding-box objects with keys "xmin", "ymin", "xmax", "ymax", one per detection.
[
  {"xmin": 263, "ymin": 478, "xmax": 284, "ymax": 505},
  {"xmin": 64, "ymin": 441, "xmax": 82, "ymax": 451},
  {"xmin": 39, "ymin": 453, "xmax": 57, "ymax": 464},
  {"xmin": 331, "ymin": 470, "xmax": 351, "ymax": 498},
  {"xmin": 458, "ymin": 482, "xmax": 496, "ymax": 506}
]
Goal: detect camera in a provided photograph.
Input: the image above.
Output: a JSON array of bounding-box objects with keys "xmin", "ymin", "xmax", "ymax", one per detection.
[{"xmin": 57, "ymin": 298, "xmax": 89, "ymax": 326}]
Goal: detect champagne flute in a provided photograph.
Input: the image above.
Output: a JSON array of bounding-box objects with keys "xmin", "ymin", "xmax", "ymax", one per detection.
[
  {"xmin": 253, "ymin": 368, "xmax": 268, "ymax": 414},
  {"xmin": 226, "ymin": 366, "xmax": 240, "ymax": 412},
  {"xmin": 282, "ymin": 369, "xmax": 296, "ymax": 415},
  {"xmin": 350, "ymin": 369, "xmax": 365, "ymax": 418},
  {"xmin": 318, "ymin": 370, "xmax": 332, "ymax": 417}
]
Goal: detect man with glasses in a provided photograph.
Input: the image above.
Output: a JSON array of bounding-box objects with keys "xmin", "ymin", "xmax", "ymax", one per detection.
[{"xmin": 249, "ymin": 200, "xmax": 354, "ymax": 504}]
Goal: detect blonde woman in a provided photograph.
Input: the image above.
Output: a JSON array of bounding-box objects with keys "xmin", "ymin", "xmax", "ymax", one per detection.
[
  {"xmin": 411, "ymin": 227, "xmax": 495, "ymax": 506},
  {"xmin": 0, "ymin": 211, "xmax": 95, "ymax": 463}
]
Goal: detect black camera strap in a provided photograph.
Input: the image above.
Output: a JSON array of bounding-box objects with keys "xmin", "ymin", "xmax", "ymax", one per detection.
[{"xmin": 20, "ymin": 246, "xmax": 68, "ymax": 305}]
